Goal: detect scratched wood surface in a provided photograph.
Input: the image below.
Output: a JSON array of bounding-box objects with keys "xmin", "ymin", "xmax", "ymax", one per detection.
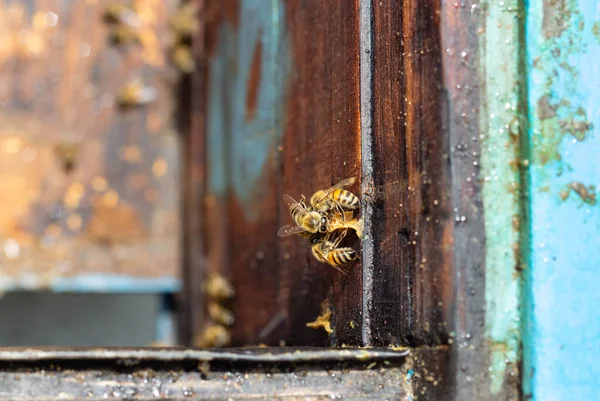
[{"xmin": 0, "ymin": 0, "xmax": 184, "ymax": 288}]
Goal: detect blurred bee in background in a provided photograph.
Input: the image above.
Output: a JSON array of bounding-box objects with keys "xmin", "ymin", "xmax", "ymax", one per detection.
[
  {"xmin": 117, "ymin": 79, "xmax": 157, "ymax": 108},
  {"xmin": 310, "ymin": 229, "xmax": 358, "ymax": 272},
  {"xmin": 168, "ymin": 2, "xmax": 199, "ymax": 41},
  {"xmin": 103, "ymin": 3, "xmax": 141, "ymax": 27},
  {"xmin": 103, "ymin": 2, "xmax": 142, "ymax": 47},
  {"xmin": 199, "ymin": 272, "xmax": 234, "ymax": 348},
  {"xmin": 168, "ymin": 2, "xmax": 198, "ymax": 74}
]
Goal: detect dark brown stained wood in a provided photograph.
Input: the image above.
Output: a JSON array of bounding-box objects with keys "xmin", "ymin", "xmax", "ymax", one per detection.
[
  {"xmin": 365, "ymin": 1, "xmax": 452, "ymax": 346},
  {"xmin": 181, "ymin": 0, "xmax": 206, "ymax": 346},
  {"xmin": 0, "ymin": 0, "xmax": 182, "ymax": 286},
  {"xmin": 280, "ymin": 0, "xmax": 362, "ymax": 346}
]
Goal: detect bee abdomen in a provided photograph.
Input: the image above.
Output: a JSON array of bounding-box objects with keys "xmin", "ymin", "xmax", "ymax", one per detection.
[
  {"xmin": 332, "ymin": 189, "xmax": 360, "ymax": 209},
  {"xmin": 328, "ymin": 247, "xmax": 357, "ymax": 266},
  {"xmin": 290, "ymin": 203, "xmax": 302, "ymax": 224}
]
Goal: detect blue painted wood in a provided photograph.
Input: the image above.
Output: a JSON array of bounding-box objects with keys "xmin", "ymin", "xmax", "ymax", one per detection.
[
  {"xmin": 524, "ymin": 1, "xmax": 600, "ymax": 399},
  {"xmin": 0, "ymin": 274, "xmax": 180, "ymax": 293},
  {"xmin": 205, "ymin": 0, "xmax": 290, "ymax": 221}
]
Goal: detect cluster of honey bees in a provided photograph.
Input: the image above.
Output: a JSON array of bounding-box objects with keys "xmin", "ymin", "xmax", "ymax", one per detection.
[
  {"xmin": 277, "ymin": 177, "xmax": 363, "ymax": 271},
  {"xmin": 104, "ymin": 1, "xmax": 197, "ymax": 108},
  {"xmin": 103, "ymin": 2, "xmax": 143, "ymax": 47},
  {"xmin": 167, "ymin": 2, "xmax": 199, "ymax": 73},
  {"xmin": 194, "ymin": 273, "xmax": 235, "ymax": 348}
]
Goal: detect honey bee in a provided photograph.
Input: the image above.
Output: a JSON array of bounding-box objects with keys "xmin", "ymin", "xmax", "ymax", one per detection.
[
  {"xmin": 53, "ymin": 141, "xmax": 80, "ymax": 173},
  {"xmin": 309, "ymin": 177, "xmax": 360, "ymax": 219},
  {"xmin": 169, "ymin": 2, "xmax": 199, "ymax": 40},
  {"xmin": 208, "ymin": 301, "xmax": 235, "ymax": 326},
  {"xmin": 117, "ymin": 79, "xmax": 157, "ymax": 108},
  {"xmin": 103, "ymin": 3, "xmax": 141, "ymax": 27},
  {"xmin": 171, "ymin": 44, "xmax": 195, "ymax": 73},
  {"xmin": 193, "ymin": 324, "xmax": 231, "ymax": 348},
  {"xmin": 203, "ymin": 273, "xmax": 235, "ymax": 300},
  {"xmin": 310, "ymin": 229, "xmax": 358, "ymax": 272},
  {"xmin": 277, "ymin": 194, "xmax": 329, "ymax": 237},
  {"xmin": 109, "ymin": 25, "xmax": 141, "ymax": 46}
]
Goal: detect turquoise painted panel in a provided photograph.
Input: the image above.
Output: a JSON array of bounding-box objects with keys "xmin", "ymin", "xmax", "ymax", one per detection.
[
  {"xmin": 0, "ymin": 274, "xmax": 180, "ymax": 293},
  {"xmin": 480, "ymin": 0, "xmax": 522, "ymax": 393},
  {"xmin": 525, "ymin": 0, "xmax": 600, "ymax": 399},
  {"xmin": 205, "ymin": 0, "xmax": 290, "ymax": 221}
]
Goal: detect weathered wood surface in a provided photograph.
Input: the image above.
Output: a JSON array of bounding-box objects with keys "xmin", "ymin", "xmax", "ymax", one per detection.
[
  {"xmin": 191, "ymin": 2, "xmax": 527, "ymax": 399},
  {"xmin": 0, "ymin": 0, "xmax": 182, "ymax": 290},
  {"xmin": 0, "ymin": 347, "xmax": 411, "ymax": 400},
  {"xmin": 195, "ymin": 0, "xmax": 361, "ymax": 347},
  {"xmin": 281, "ymin": 0, "xmax": 361, "ymax": 347},
  {"xmin": 363, "ymin": 0, "xmax": 451, "ymax": 347}
]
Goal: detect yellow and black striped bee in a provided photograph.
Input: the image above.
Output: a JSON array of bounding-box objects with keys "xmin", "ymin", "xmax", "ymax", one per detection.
[
  {"xmin": 310, "ymin": 229, "xmax": 358, "ymax": 272},
  {"xmin": 309, "ymin": 177, "xmax": 360, "ymax": 219},
  {"xmin": 277, "ymin": 194, "xmax": 329, "ymax": 237}
]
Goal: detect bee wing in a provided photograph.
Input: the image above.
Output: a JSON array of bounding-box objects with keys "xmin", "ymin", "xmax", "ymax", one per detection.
[
  {"xmin": 324, "ymin": 260, "xmax": 348, "ymax": 274},
  {"xmin": 283, "ymin": 193, "xmax": 308, "ymax": 209},
  {"xmin": 313, "ymin": 176, "xmax": 357, "ymax": 204},
  {"xmin": 277, "ymin": 224, "xmax": 308, "ymax": 237}
]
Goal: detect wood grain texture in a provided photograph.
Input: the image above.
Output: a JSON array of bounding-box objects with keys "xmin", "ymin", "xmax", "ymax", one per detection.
[
  {"xmin": 196, "ymin": 0, "xmax": 362, "ymax": 346},
  {"xmin": 279, "ymin": 0, "xmax": 362, "ymax": 346},
  {"xmin": 0, "ymin": 0, "xmax": 182, "ymax": 287},
  {"xmin": 364, "ymin": 1, "xmax": 451, "ymax": 346}
]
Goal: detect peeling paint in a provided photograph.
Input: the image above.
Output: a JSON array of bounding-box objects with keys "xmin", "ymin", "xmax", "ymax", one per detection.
[
  {"xmin": 205, "ymin": 0, "xmax": 291, "ymax": 221},
  {"xmin": 480, "ymin": 0, "xmax": 523, "ymax": 394},
  {"xmin": 525, "ymin": 0, "xmax": 600, "ymax": 399}
]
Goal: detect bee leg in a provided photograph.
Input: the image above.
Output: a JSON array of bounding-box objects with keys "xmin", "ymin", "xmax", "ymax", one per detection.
[{"xmin": 331, "ymin": 228, "xmax": 349, "ymax": 248}]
